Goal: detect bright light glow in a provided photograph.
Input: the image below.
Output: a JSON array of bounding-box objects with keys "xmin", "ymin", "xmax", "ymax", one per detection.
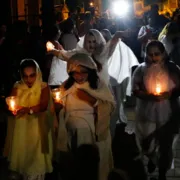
[
  {"xmin": 112, "ymin": 1, "xmax": 129, "ymax": 17},
  {"xmin": 155, "ymin": 84, "xmax": 161, "ymax": 95},
  {"xmin": 90, "ymin": 2, "xmax": 94, "ymax": 6}
]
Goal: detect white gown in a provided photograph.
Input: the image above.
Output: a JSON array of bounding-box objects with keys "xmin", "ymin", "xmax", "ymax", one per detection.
[
  {"xmin": 59, "ymin": 83, "xmax": 113, "ymax": 180},
  {"xmin": 57, "ymin": 34, "xmax": 139, "ymax": 136},
  {"xmin": 48, "ymin": 56, "xmax": 69, "ymax": 86}
]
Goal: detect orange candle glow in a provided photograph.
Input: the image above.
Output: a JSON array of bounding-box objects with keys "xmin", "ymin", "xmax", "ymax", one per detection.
[
  {"xmin": 55, "ymin": 91, "xmax": 61, "ymax": 101},
  {"xmin": 6, "ymin": 96, "xmax": 18, "ymax": 112},
  {"xmin": 90, "ymin": 2, "xmax": 94, "ymax": 6},
  {"xmin": 46, "ymin": 41, "xmax": 55, "ymax": 51},
  {"xmin": 155, "ymin": 84, "xmax": 161, "ymax": 95},
  {"xmin": 52, "ymin": 88, "xmax": 62, "ymax": 103},
  {"xmin": 10, "ymin": 99, "xmax": 15, "ymax": 111}
]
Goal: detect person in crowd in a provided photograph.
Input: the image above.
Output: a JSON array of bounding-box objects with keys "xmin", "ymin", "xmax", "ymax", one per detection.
[
  {"xmin": 112, "ymin": 123, "xmax": 147, "ymax": 180},
  {"xmin": 4, "ymin": 59, "xmax": 57, "ymax": 180},
  {"xmin": 132, "ymin": 41, "xmax": 180, "ymax": 180},
  {"xmin": 159, "ymin": 22, "xmax": 180, "ymax": 55},
  {"xmin": 78, "ymin": 12, "xmax": 94, "ymax": 37},
  {"xmin": 75, "ymin": 144, "xmax": 100, "ymax": 180},
  {"xmin": 46, "ymin": 25, "xmax": 68, "ymax": 87},
  {"xmin": 48, "ymin": 29, "xmax": 138, "ymax": 137},
  {"xmin": 56, "ymin": 53, "xmax": 115, "ymax": 180},
  {"xmin": 59, "ymin": 18, "xmax": 79, "ymax": 50},
  {"xmin": 143, "ymin": 4, "xmax": 169, "ymax": 29},
  {"xmin": 138, "ymin": 16, "xmax": 161, "ymax": 58},
  {"xmin": 169, "ymin": 36, "xmax": 180, "ymax": 67},
  {"xmin": 100, "ymin": 28, "xmax": 138, "ymax": 132}
]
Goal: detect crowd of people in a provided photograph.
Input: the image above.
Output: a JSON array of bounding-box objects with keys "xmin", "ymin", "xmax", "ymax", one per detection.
[{"xmin": 0, "ymin": 3, "xmax": 180, "ymax": 180}]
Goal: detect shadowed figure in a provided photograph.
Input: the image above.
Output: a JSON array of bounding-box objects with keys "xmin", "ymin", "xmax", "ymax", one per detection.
[
  {"xmin": 74, "ymin": 144, "xmax": 100, "ymax": 180},
  {"xmin": 112, "ymin": 123, "xmax": 147, "ymax": 180}
]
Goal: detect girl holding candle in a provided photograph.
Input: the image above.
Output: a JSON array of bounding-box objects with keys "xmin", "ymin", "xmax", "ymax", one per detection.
[
  {"xmin": 132, "ymin": 41, "xmax": 180, "ymax": 180},
  {"xmin": 4, "ymin": 59, "xmax": 57, "ymax": 180},
  {"xmin": 56, "ymin": 53, "xmax": 115, "ymax": 180}
]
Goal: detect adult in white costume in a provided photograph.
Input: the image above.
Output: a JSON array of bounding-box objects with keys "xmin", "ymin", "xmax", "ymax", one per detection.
[
  {"xmin": 49, "ymin": 29, "xmax": 139, "ymax": 136},
  {"xmin": 57, "ymin": 53, "xmax": 115, "ymax": 180},
  {"xmin": 99, "ymin": 29, "xmax": 139, "ymax": 133},
  {"xmin": 132, "ymin": 41, "xmax": 180, "ymax": 180}
]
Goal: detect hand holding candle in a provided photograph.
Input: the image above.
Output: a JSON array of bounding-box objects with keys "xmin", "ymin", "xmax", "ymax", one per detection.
[
  {"xmin": 52, "ymin": 88, "xmax": 62, "ymax": 103},
  {"xmin": 46, "ymin": 41, "xmax": 55, "ymax": 52},
  {"xmin": 6, "ymin": 96, "xmax": 18, "ymax": 115}
]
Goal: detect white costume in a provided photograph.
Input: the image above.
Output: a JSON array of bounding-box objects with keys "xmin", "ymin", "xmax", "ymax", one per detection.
[
  {"xmin": 57, "ymin": 29, "xmax": 139, "ymax": 136},
  {"xmin": 48, "ymin": 56, "xmax": 69, "ymax": 86},
  {"xmin": 133, "ymin": 63, "xmax": 175, "ymax": 132},
  {"xmin": 132, "ymin": 62, "xmax": 180, "ymax": 171},
  {"xmin": 57, "ymin": 54, "xmax": 115, "ymax": 180}
]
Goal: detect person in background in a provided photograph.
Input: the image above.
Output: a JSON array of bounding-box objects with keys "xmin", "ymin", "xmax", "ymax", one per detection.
[
  {"xmin": 47, "ymin": 25, "xmax": 69, "ymax": 87},
  {"xmin": 78, "ymin": 12, "xmax": 94, "ymax": 37},
  {"xmin": 44, "ymin": 24, "xmax": 63, "ymax": 83},
  {"xmin": 138, "ymin": 16, "xmax": 161, "ymax": 58},
  {"xmin": 143, "ymin": 4, "xmax": 169, "ymax": 29},
  {"xmin": 132, "ymin": 41, "xmax": 180, "ymax": 180},
  {"xmin": 59, "ymin": 18, "xmax": 79, "ymax": 50}
]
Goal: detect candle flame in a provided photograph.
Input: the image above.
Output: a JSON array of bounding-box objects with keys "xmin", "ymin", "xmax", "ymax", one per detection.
[
  {"xmin": 10, "ymin": 99, "xmax": 15, "ymax": 111},
  {"xmin": 46, "ymin": 41, "xmax": 55, "ymax": 51},
  {"xmin": 156, "ymin": 84, "xmax": 161, "ymax": 95},
  {"xmin": 6, "ymin": 96, "xmax": 18, "ymax": 112},
  {"xmin": 55, "ymin": 92, "xmax": 61, "ymax": 101}
]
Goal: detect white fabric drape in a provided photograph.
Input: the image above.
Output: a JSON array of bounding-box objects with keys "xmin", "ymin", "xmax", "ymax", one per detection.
[{"xmin": 48, "ymin": 56, "xmax": 69, "ymax": 85}]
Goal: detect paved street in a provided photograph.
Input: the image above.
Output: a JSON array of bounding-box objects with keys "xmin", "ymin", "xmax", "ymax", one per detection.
[{"xmin": 125, "ymin": 106, "xmax": 180, "ymax": 180}]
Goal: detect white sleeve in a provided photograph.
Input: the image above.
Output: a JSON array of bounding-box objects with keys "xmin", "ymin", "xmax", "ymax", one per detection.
[
  {"xmin": 58, "ymin": 49, "xmax": 77, "ymax": 61},
  {"xmin": 138, "ymin": 26, "xmax": 146, "ymax": 37}
]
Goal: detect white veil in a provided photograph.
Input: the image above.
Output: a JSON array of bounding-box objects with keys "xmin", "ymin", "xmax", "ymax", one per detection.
[
  {"xmin": 77, "ymin": 29, "xmax": 139, "ymax": 95},
  {"xmin": 76, "ymin": 29, "xmax": 139, "ymax": 132},
  {"xmin": 48, "ymin": 56, "xmax": 69, "ymax": 86}
]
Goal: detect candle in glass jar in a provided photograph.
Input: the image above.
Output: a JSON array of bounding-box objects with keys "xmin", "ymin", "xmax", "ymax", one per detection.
[{"xmin": 46, "ymin": 41, "xmax": 55, "ymax": 51}]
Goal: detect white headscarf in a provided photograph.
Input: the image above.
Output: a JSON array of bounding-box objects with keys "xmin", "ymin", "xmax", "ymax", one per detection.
[
  {"xmin": 67, "ymin": 53, "xmax": 97, "ymax": 73},
  {"xmin": 76, "ymin": 29, "xmax": 106, "ymax": 56}
]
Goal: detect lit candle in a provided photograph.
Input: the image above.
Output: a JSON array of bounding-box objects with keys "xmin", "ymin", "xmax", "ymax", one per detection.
[
  {"xmin": 10, "ymin": 99, "xmax": 15, "ymax": 111},
  {"xmin": 52, "ymin": 88, "xmax": 62, "ymax": 103},
  {"xmin": 46, "ymin": 41, "xmax": 55, "ymax": 51},
  {"xmin": 55, "ymin": 91, "xmax": 61, "ymax": 101},
  {"xmin": 155, "ymin": 84, "xmax": 161, "ymax": 95},
  {"xmin": 90, "ymin": 2, "xmax": 94, "ymax": 6},
  {"xmin": 6, "ymin": 96, "xmax": 18, "ymax": 112}
]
